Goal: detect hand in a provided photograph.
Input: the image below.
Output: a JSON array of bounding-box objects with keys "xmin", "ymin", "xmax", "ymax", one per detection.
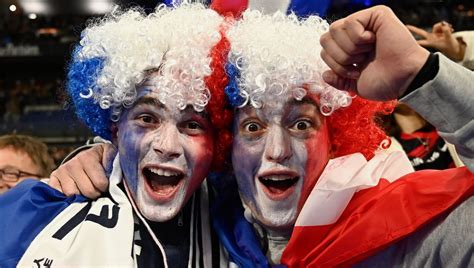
[
  {"xmin": 49, "ymin": 143, "xmax": 116, "ymax": 198},
  {"xmin": 320, "ymin": 5, "xmax": 430, "ymax": 100},
  {"xmin": 407, "ymin": 22, "xmax": 465, "ymax": 61}
]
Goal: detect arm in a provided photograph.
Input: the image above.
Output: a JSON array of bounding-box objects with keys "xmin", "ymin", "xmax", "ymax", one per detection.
[
  {"xmin": 49, "ymin": 143, "xmax": 115, "ymax": 198},
  {"xmin": 406, "ymin": 22, "xmax": 465, "ymax": 62},
  {"xmin": 401, "ymin": 53, "xmax": 474, "ymax": 171},
  {"xmin": 319, "ymin": 5, "xmax": 474, "ymax": 172}
]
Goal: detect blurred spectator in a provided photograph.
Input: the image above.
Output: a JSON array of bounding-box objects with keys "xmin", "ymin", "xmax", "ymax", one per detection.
[
  {"xmin": 49, "ymin": 145, "xmax": 77, "ymax": 166},
  {"xmin": 0, "ymin": 134, "xmax": 55, "ymax": 194},
  {"xmin": 407, "ymin": 21, "xmax": 474, "ymax": 70},
  {"xmin": 1, "ymin": 77, "xmax": 60, "ymax": 122},
  {"xmin": 382, "ymin": 104, "xmax": 456, "ymax": 171}
]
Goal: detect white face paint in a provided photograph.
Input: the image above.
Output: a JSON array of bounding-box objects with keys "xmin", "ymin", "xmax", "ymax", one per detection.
[
  {"xmin": 117, "ymin": 83, "xmax": 214, "ymax": 222},
  {"xmin": 232, "ymin": 93, "xmax": 330, "ymax": 232}
]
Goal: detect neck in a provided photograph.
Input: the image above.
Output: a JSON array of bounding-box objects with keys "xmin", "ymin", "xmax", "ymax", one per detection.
[{"xmin": 243, "ymin": 205, "xmax": 292, "ymax": 265}]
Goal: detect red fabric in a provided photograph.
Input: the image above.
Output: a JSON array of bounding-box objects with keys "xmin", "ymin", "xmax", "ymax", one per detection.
[
  {"xmin": 281, "ymin": 167, "xmax": 474, "ymax": 267},
  {"xmin": 400, "ymin": 129, "xmax": 440, "ymax": 158},
  {"xmin": 211, "ymin": 0, "xmax": 248, "ymax": 18}
]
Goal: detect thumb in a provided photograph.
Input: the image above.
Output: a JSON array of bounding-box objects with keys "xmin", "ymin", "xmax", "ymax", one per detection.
[
  {"xmin": 323, "ymin": 71, "xmax": 357, "ymax": 93},
  {"xmin": 101, "ymin": 143, "xmax": 117, "ymax": 177}
]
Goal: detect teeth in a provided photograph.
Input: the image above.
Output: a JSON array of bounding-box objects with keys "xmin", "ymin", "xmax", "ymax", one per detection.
[
  {"xmin": 261, "ymin": 175, "xmax": 294, "ymax": 181},
  {"xmin": 148, "ymin": 167, "xmax": 180, "ymax": 177}
]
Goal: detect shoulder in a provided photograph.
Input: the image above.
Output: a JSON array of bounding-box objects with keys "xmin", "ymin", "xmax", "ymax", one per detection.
[
  {"xmin": 356, "ymin": 196, "xmax": 473, "ymax": 267},
  {"xmin": 0, "ymin": 179, "xmax": 87, "ymax": 268}
]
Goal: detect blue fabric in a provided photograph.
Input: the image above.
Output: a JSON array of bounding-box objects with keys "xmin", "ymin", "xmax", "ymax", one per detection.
[
  {"xmin": 0, "ymin": 180, "xmax": 87, "ymax": 268},
  {"xmin": 288, "ymin": 0, "xmax": 331, "ymax": 17},
  {"xmin": 209, "ymin": 174, "xmax": 269, "ymax": 268}
]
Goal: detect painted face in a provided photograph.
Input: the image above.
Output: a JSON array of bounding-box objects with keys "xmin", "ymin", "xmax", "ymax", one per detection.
[
  {"xmin": 0, "ymin": 146, "xmax": 41, "ymax": 194},
  {"xmin": 232, "ymin": 94, "xmax": 330, "ymax": 231},
  {"xmin": 116, "ymin": 83, "xmax": 214, "ymax": 222}
]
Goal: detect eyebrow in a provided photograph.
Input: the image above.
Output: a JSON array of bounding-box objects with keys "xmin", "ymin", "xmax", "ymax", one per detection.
[
  {"xmin": 130, "ymin": 96, "xmax": 165, "ymax": 110},
  {"xmin": 130, "ymin": 97, "xmax": 209, "ymax": 118}
]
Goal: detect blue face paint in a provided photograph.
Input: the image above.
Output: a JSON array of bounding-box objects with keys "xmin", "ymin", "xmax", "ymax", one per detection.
[
  {"xmin": 115, "ymin": 82, "xmax": 215, "ymax": 222},
  {"xmin": 232, "ymin": 94, "xmax": 330, "ymax": 232}
]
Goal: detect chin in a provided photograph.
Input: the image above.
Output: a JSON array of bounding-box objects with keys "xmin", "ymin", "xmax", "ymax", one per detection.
[
  {"xmin": 248, "ymin": 179, "xmax": 302, "ymax": 232},
  {"xmin": 242, "ymin": 198, "xmax": 298, "ymax": 233},
  {"xmin": 135, "ymin": 179, "xmax": 187, "ymax": 222},
  {"xmin": 256, "ymin": 206, "xmax": 298, "ymax": 232}
]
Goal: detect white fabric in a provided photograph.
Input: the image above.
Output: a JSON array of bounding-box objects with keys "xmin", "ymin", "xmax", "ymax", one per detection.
[
  {"xmin": 295, "ymin": 151, "xmax": 414, "ymax": 227},
  {"xmin": 248, "ymin": 0, "xmax": 290, "ymax": 14},
  {"xmin": 453, "ymin": 31, "xmax": 474, "ymax": 71},
  {"xmin": 18, "ymin": 156, "xmax": 137, "ymax": 267}
]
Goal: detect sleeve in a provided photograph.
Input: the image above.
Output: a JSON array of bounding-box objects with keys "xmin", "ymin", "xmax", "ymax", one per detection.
[
  {"xmin": 401, "ymin": 53, "xmax": 474, "ymax": 172},
  {"xmin": 0, "ymin": 179, "xmax": 86, "ymax": 268},
  {"xmin": 354, "ymin": 196, "xmax": 474, "ymax": 267}
]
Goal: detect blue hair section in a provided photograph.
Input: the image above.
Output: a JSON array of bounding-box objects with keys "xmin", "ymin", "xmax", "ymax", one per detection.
[
  {"xmin": 224, "ymin": 62, "xmax": 245, "ymax": 107},
  {"xmin": 66, "ymin": 46, "xmax": 111, "ymax": 140},
  {"xmin": 165, "ymin": 0, "xmax": 212, "ymax": 7},
  {"xmin": 288, "ymin": 0, "xmax": 331, "ymax": 18}
]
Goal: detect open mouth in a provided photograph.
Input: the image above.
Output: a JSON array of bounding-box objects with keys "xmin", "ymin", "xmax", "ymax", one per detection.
[
  {"xmin": 258, "ymin": 174, "xmax": 299, "ymax": 200},
  {"xmin": 143, "ymin": 166, "xmax": 185, "ymax": 202}
]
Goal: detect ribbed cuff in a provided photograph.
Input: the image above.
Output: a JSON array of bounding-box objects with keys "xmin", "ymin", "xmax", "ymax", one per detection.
[{"xmin": 400, "ymin": 53, "xmax": 439, "ymax": 99}]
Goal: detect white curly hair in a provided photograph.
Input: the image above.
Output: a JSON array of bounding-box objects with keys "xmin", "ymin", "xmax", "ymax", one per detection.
[
  {"xmin": 74, "ymin": 3, "xmax": 224, "ymax": 120},
  {"xmin": 227, "ymin": 10, "xmax": 352, "ymax": 115}
]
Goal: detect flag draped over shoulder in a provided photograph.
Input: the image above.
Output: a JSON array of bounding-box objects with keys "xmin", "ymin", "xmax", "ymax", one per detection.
[{"xmin": 281, "ymin": 152, "xmax": 473, "ymax": 267}]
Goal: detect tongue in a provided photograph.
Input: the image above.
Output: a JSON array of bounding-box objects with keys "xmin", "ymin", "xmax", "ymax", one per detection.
[
  {"xmin": 149, "ymin": 179, "xmax": 177, "ymax": 195},
  {"xmin": 145, "ymin": 169, "xmax": 183, "ymax": 195}
]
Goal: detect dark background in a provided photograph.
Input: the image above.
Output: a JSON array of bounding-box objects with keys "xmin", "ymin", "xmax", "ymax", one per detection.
[{"xmin": 0, "ymin": 0, "xmax": 472, "ymax": 165}]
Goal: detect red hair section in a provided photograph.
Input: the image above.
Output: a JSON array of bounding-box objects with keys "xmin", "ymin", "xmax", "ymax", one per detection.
[
  {"xmin": 205, "ymin": 22, "xmax": 234, "ymax": 171},
  {"xmin": 327, "ymin": 97, "xmax": 396, "ymax": 160}
]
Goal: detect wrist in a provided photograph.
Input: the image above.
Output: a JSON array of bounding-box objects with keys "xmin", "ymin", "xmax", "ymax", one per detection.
[
  {"xmin": 398, "ymin": 47, "xmax": 430, "ymax": 97},
  {"xmin": 400, "ymin": 52, "xmax": 439, "ymax": 99}
]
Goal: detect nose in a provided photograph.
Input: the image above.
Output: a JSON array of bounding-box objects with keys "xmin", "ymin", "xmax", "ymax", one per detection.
[
  {"xmin": 264, "ymin": 126, "xmax": 292, "ymax": 163},
  {"xmin": 152, "ymin": 123, "xmax": 183, "ymax": 160}
]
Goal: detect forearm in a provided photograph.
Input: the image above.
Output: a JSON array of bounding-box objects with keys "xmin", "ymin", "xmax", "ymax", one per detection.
[{"xmin": 401, "ymin": 53, "xmax": 474, "ymax": 172}]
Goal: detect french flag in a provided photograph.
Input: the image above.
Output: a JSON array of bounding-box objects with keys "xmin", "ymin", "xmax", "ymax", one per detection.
[
  {"xmin": 165, "ymin": 0, "xmax": 332, "ymax": 18},
  {"xmin": 280, "ymin": 152, "xmax": 473, "ymax": 267}
]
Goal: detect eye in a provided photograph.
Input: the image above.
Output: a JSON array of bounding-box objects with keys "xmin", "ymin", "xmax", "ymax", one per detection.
[
  {"xmin": 186, "ymin": 121, "xmax": 201, "ymax": 130},
  {"xmin": 291, "ymin": 119, "xmax": 312, "ymax": 131},
  {"xmin": 244, "ymin": 122, "xmax": 261, "ymax": 132},
  {"xmin": 137, "ymin": 114, "xmax": 157, "ymax": 125}
]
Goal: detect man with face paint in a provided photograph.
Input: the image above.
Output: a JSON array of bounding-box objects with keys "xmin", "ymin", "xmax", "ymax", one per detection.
[
  {"xmin": 0, "ymin": 4, "xmax": 234, "ymax": 267},
  {"xmin": 214, "ymin": 7, "xmax": 473, "ymax": 267},
  {"xmin": 47, "ymin": 5, "xmax": 473, "ymax": 268}
]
